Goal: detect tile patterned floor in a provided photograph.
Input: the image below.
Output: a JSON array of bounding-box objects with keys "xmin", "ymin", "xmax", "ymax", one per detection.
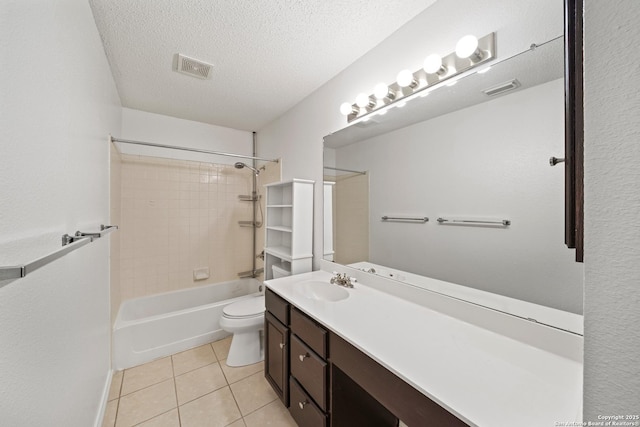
[{"xmin": 102, "ymin": 337, "xmax": 297, "ymax": 427}]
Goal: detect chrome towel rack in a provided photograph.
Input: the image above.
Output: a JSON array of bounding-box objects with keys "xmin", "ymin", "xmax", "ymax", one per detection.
[
  {"xmin": 381, "ymin": 216, "xmax": 429, "ymax": 223},
  {"xmin": 69, "ymin": 224, "xmax": 119, "ymax": 242},
  {"xmin": 0, "ymin": 225, "xmax": 118, "ymax": 281},
  {"xmin": 436, "ymin": 218, "xmax": 511, "ymax": 226}
]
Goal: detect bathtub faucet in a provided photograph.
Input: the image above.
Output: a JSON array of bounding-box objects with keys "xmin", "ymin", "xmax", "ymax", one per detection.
[{"xmin": 330, "ymin": 272, "xmax": 355, "ymax": 288}]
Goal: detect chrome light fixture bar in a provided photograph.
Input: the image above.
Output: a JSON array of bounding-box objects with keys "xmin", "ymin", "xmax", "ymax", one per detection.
[{"xmin": 340, "ymin": 32, "xmax": 496, "ymax": 123}]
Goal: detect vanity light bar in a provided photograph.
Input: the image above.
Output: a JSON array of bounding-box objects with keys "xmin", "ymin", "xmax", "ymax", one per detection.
[{"xmin": 340, "ymin": 32, "xmax": 496, "ymax": 123}]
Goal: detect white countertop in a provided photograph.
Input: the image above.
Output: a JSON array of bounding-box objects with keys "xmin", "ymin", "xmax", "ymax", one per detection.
[
  {"xmin": 348, "ymin": 261, "xmax": 584, "ymax": 335},
  {"xmin": 265, "ymin": 270, "xmax": 583, "ymax": 427}
]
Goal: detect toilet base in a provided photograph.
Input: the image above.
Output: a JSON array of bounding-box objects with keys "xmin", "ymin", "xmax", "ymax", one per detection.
[{"xmin": 226, "ymin": 329, "xmax": 264, "ymax": 367}]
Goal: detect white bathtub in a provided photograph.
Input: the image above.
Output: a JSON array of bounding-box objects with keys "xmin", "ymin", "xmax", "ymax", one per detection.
[{"xmin": 113, "ymin": 278, "xmax": 263, "ymax": 370}]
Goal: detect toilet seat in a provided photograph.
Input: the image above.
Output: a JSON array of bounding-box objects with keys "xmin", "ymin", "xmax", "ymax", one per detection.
[{"xmin": 222, "ymin": 295, "xmax": 265, "ymax": 319}]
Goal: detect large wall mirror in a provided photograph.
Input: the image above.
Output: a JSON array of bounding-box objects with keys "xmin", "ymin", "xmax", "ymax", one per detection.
[{"xmin": 323, "ymin": 36, "xmax": 584, "ymax": 330}]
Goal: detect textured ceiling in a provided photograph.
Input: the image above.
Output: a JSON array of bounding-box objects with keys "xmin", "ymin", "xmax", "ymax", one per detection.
[{"xmin": 89, "ymin": 0, "xmax": 438, "ymax": 131}]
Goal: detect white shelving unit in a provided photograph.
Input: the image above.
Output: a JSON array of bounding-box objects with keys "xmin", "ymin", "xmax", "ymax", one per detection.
[{"xmin": 264, "ymin": 179, "xmax": 314, "ymax": 280}]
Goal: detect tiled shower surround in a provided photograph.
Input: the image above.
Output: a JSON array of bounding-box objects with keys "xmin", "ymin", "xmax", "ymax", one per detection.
[
  {"xmin": 110, "ymin": 145, "xmax": 123, "ymax": 321},
  {"xmin": 330, "ymin": 172, "xmax": 369, "ymax": 265},
  {"xmin": 115, "ymin": 154, "xmax": 276, "ymax": 302}
]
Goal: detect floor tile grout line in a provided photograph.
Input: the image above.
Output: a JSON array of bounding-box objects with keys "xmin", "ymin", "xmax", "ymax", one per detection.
[
  {"xmin": 211, "ymin": 337, "xmax": 232, "ymax": 362},
  {"xmin": 219, "ymin": 359, "xmax": 232, "ymax": 385},
  {"xmin": 113, "ymin": 371, "xmax": 125, "ymax": 427},
  {"xmin": 241, "ymin": 396, "xmax": 279, "ymax": 419},
  {"xmin": 171, "ymin": 342, "xmax": 220, "ymax": 377},
  {"xmin": 117, "ymin": 371, "xmax": 125, "ymax": 398},
  {"xmin": 209, "ymin": 342, "xmax": 219, "ymax": 362},
  {"xmin": 225, "ymin": 416, "xmax": 246, "ymax": 427},
  {"xmin": 119, "ymin": 357, "xmax": 174, "ymax": 396},
  {"xmin": 129, "ymin": 408, "xmax": 177, "ymax": 427},
  {"xmin": 110, "ymin": 338, "xmax": 233, "ymax": 427},
  {"xmin": 118, "ymin": 375, "xmax": 175, "ymax": 399},
  {"xmin": 112, "ymin": 399, "xmax": 120, "ymax": 427},
  {"xmin": 170, "ymin": 355, "xmax": 182, "ymax": 427},
  {"xmin": 175, "ymin": 383, "xmax": 229, "ymax": 407},
  {"xmin": 219, "ymin": 361, "xmax": 265, "ymax": 385},
  {"xmin": 173, "ymin": 359, "xmax": 218, "ymax": 379},
  {"xmin": 114, "ymin": 380, "xmax": 176, "ymax": 427},
  {"xmin": 227, "ymin": 380, "xmax": 247, "ymax": 420},
  {"xmin": 171, "ymin": 367, "xmax": 269, "ymax": 419},
  {"xmin": 225, "ymin": 369, "xmax": 271, "ymax": 419}
]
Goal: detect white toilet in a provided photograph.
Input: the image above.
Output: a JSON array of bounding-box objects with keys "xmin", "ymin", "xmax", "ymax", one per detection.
[
  {"xmin": 219, "ymin": 295, "xmax": 266, "ymax": 367},
  {"xmin": 271, "ymin": 263, "xmax": 291, "ymax": 279}
]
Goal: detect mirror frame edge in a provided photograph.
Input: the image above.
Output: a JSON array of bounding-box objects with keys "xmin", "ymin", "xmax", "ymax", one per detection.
[{"xmin": 564, "ymin": 0, "xmax": 585, "ymax": 262}]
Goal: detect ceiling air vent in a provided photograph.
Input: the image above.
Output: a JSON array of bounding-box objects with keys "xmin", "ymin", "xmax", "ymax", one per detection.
[
  {"xmin": 174, "ymin": 54, "xmax": 213, "ymax": 80},
  {"xmin": 482, "ymin": 79, "xmax": 521, "ymax": 97}
]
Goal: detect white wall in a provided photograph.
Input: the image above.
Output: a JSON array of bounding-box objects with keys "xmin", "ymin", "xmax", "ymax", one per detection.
[
  {"xmin": 335, "ymin": 79, "xmax": 584, "ymax": 313},
  {"xmin": 583, "ymin": 0, "xmax": 640, "ymax": 418},
  {"xmin": 257, "ymin": 0, "xmax": 640, "ymax": 415},
  {"xmin": 258, "ymin": 0, "xmax": 564, "ymax": 270},
  {"xmin": 0, "ymin": 0, "xmax": 121, "ymax": 425},
  {"xmin": 120, "ymin": 107, "xmax": 253, "ymax": 165}
]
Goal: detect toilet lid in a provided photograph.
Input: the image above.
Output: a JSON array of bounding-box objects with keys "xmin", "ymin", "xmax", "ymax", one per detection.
[{"xmin": 223, "ymin": 295, "xmax": 265, "ymax": 318}]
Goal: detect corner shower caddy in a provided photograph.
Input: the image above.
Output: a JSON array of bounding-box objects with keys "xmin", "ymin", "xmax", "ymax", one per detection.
[{"xmin": 263, "ymin": 179, "xmax": 314, "ymax": 280}]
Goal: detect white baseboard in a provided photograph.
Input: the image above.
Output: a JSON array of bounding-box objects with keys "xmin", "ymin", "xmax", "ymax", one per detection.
[{"xmin": 93, "ymin": 369, "xmax": 114, "ymax": 427}]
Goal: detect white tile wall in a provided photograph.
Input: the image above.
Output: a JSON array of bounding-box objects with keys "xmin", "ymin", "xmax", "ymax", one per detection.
[
  {"xmin": 333, "ymin": 173, "xmax": 369, "ymax": 265},
  {"xmin": 110, "ymin": 145, "xmax": 122, "ymax": 323},
  {"xmin": 117, "ymin": 155, "xmax": 256, "ymax": 300}
]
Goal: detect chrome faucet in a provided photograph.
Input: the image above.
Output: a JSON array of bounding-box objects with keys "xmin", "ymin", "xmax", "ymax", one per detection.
[{"xmin": 330, "ymin": 272, "xmax": 355, "ymax": 288}]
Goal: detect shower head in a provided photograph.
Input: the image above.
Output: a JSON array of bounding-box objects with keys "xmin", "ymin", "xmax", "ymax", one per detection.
[{"xmin": 234, "ymin": 162, "xmax": 260, "ymax": 175}]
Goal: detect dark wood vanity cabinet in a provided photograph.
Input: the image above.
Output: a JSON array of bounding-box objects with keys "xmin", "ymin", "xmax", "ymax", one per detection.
[
  {"xmin": 265, "ymin": 289, "xmax": 290, "ymax": 406},
  {"xmin": 289, "ymin": 307, "xmax": 329, "ymax": 426},
  {"xmin": 265, "ymin": 288, "xmax": 466, "ymax": 426},
  {"xmin": 330, "ymin": 334, "xmax": 467, "ymax": 427}
]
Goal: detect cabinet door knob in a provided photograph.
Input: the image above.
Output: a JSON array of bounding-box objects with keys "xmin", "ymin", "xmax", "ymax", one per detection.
[
  {"xmin": 298, "ymin": 400, "xmax": 308, "ymax": 410},
  {"xmin": 279, "ymin": 343, "xmax": 286, "ymax": 350},
  {"xmin": 299, "ymin": 353, "xmax": 309, "ymax": 362}
]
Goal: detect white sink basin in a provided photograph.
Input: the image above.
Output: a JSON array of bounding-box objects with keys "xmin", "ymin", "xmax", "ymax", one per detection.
[{"xmin": 298, "ymin": 281, "xmax": 349, "ymax": 302}]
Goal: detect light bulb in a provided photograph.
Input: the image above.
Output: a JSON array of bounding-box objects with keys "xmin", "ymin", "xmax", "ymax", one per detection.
[
  {"xmin": 397, "ymin": 69, "xmax": 416, "ymax": 88},
  {"xmin": 340, "ymin": 102, "xmax": 356, "ymax": 116},
  {"xmin": 456, "ymin": 35, "xmax": 480, "ymax": 59},
  {"xmin": 423, "ymin": 54, "xmax": 444, "ymax": 74},
  {"xmin": 374, "ymin": 83, "xmax": 393, "ymax": 100},
  {"xmin": 356, "ymin": 93, "xmax": 372, "ymax": 108}
]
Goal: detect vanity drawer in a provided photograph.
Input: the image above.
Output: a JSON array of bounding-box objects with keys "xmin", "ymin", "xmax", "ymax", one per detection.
[
  {"xmin": 266, "ymin": 288, "xmax": 289, "ymax": 326},
  {"xmin": 290, "ymin": 334, "xmax": 327, "ymax": 410},
  {"xmin": 291, "ymin": 307, "xmax": 327, "ymax": 358},
  {"xmin": 289, "ymin": 376, "xmax": 327, "ymax": 427}
]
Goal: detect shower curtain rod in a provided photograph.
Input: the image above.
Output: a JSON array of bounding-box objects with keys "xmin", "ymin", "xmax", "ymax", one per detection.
[
  {"xmin": 323, "ymin": 166, "xmax": 366, "ymax": 175},
  {"xmin": 110, "ymin": 137, "xmax": 279, "ymax": 163}
]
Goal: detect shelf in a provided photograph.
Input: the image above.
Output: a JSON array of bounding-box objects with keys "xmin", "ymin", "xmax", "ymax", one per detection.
[
  {"xmin": 265, "ymin": 247, "xmax": 314, "ymax": 263},
  {"xmin": 264, "ymin": 179, "xmax": 314, "ymax": 279},
  {"xmin": 267, "ymin": 225, "xmax": 292, "ymax": 233},
  {"xmin": 265, "ymin": 246, "xmax": 293, "ymax": 261}
]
